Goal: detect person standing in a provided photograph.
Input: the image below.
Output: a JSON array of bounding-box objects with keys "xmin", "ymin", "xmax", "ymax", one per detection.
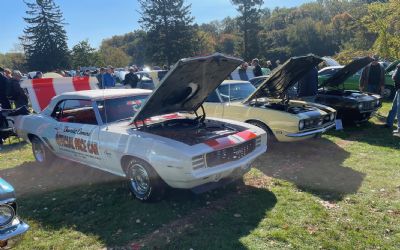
[
  {"xmin": 297, "ymin": 66, "xmax": 319, "ymax": 102},
  {"xmin": 252, "ymin": 58, "xmax": 263, "ymax": 77},
  {"xmin": 102, "ymin": 66, "xmax": 116, "ymax": 89},
  {"xmin": 359, "ymin": 55, "xmax": 385, "ymax": 95},
  {"xmin": 123, "ymin": 67, "xmax": 142, "ymax": 88},
  {"xmin": 386, "ymin": 63, "xmax": 400, "ymax": 133},
  {"xmin": 238, "ymin": 62, "xmax": 249, "ymax": 80},
  {"xmin": 96, "ymin": 67, "xmax": 106, "ymax": 89},
  {"xmin": 33, "ymin": 71, "xmax": 43, "ymax": 79},
  {"xmin": 0, "ymin": 67, "xmax": 11, "ymax": 109},
  {"xmin": 9, "ymin": 71, "xmax": 28, "ymax": 108},
  {"xmin": 3, "ymin": 69, "xmax": 12, "ymax": 79}
]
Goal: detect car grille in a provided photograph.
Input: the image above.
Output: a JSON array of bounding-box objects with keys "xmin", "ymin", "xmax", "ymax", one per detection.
[
  {"xmin": 206, "ymin": 139, "xmax": 256, "ymax": 167},
  {"xmin": 360, "ymin": 101, "xmax": 376, "ymax": 111},
  {"xmin": 304, "ymin": 115, "xmax": 333, "ymax": 130}
]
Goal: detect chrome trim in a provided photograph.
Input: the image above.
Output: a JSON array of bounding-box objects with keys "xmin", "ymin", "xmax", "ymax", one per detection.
[
  {"xmin": 0, "ymin": 199, "xmax": 16, "ymax": 206},
  {"xmin": 0, "ymin": 219, "xmax": 29, "ymax": 241},
  {"xmin": 0, "ymin": 204, "xmax": 16, "ymax": 228},
  {"xmin": 286, "ymin": 123, "xmax": 335, "ymax": 137}
]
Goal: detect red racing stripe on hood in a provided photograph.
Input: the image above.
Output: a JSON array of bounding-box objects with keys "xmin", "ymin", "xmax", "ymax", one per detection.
[
  {"xmin": 204, "ymin": 130, "xmax": 256, "ymax": 150},
  {"xmin": 236, "ymin": 130, "xmax": 257, "ymax": 140},
  {"xmin": 204, "ymin": 136, "xmax": 236, "ymax": 150}
]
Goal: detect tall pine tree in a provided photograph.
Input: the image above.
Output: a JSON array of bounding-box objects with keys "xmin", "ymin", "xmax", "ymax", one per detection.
[
  {"xmin": 139, "ymin": 0, "xmax": 195, "ymax": 65},
  {"xmin": 231, "ymin": 0, "xmax": 264, "ymax": 60},
  {"xmin": 21, "ymin": 0, "xmax": 70, "ymax": 71}
]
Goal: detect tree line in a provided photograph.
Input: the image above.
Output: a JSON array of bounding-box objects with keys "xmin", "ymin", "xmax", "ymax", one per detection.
[{"xmin": 1, "ymin": 0, "xmax": 398, "ymax": 72}]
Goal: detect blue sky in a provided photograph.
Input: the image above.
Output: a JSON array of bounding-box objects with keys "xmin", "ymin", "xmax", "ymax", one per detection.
[{"xmin": 0, "ymin": 0, "xmax": 309, "ymax": 53}]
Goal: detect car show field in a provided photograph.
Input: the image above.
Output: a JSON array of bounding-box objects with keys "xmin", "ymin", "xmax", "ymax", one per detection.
[{"xmin": 0, "ymin": 102, "xmax": 399, "ymax": 249}]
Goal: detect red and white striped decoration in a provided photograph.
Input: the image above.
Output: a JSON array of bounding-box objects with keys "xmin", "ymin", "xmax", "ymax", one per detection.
[
  {"xmin": 204, "ymin": 130, "xmax": 257, "ymax": 150},
  {"xmin": 21, "ymin": 77, "xmax": 99, "ymax": 113}
]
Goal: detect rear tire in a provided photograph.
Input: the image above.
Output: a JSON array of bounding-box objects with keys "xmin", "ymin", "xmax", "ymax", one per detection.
[
  {"xmin": 125, "ymin": 158, "xmax": 165, "ymax": 202},
  {"xmin": 31, "ymin": 136, "xmax": 54, "ymax": 166}
]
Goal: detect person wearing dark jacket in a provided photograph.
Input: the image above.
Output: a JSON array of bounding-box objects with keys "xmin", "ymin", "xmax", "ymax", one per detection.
[
  {"xmin": 359, "ymin": 56, "xmax": 385, "ymax": 95},
  {"xmin": 252, "ymin": 58, "xmax": 263, "ymax": 77},
  {"xmin": 386, "ymin": 64, "xmax": 400, "ymax": 133},
  {"xmin": 123, "ymin": 67, "xmax": 142, "ymax": 88},
  {"xmin": 9, "ymin": 71, "xmax": 28, "ymax": 108},
  {"xmin": 0, "ymin": 68, "xmax": 11, "ymax": 109},
  {"xmin": 297, "ymin": 66, "xmax": 319, "ymax": 102}
]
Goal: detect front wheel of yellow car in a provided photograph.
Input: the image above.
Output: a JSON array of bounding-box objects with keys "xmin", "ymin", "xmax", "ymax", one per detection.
[{"xmin": 247, "ymin": 120, "xmax": 276, "ymax": 148}]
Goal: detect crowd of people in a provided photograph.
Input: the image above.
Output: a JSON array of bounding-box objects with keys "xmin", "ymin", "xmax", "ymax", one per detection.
[
  {"xmin": 0, "ymin": 67, "xmax": 28, "ymax": 110},
  {"xmin": 1, "ymin": 55, "xmax": 399, "ymax": 134}
]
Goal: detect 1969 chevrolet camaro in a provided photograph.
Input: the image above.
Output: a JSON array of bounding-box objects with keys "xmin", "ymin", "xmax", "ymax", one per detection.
[
  {"xmin": 204, "ymin": 55, "xmax": 336, "ymax": 144},
  {"xmin": 13, "ymin": 54, "xmax": 267, "ymax": 201}
]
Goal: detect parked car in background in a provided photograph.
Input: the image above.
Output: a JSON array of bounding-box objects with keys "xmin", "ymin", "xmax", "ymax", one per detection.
[
  {"xmin": 135, "ymin": 70, "xmax": 168, "ymax": 89},
  {"xmin": 0, "ymin": 178, "xmax": 29, "ymax": 247},
  {"xmin": 14, "ymin": 54, "xmax": 267, "ymax": 201},
  {"xmin": 318, "ymin": 59, "xmax": 399, "ymax": 99},
  {"xmin": 204, "ymin": 55, "xmax": 336, "ymax": 145},
  {"xmin": 114, "ymin": 70, "xmax": 129, "ymax": 83},
  {"xmin": 316, "ymin": 57, "xmax": 382, "ymax": 123}
]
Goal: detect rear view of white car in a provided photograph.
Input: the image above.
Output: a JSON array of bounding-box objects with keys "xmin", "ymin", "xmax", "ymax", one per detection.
[{"xmin": 14, "ymin": 54, "xmax": 267, "ymax": 201}]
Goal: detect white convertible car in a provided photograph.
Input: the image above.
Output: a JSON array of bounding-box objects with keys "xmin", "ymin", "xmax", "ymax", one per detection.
[{"xmin": 14, "ymin": 54, "xmax": 267, "ymax": 201}]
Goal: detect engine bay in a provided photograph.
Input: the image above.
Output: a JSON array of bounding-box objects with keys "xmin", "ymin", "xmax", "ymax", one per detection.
[
  {"xmin": 249, "ymin": 100, "xmax": 317, "ymax": 114},
  {"xmin": 140, "ymin": 118, "xmax": 247, "ymax": 145}
]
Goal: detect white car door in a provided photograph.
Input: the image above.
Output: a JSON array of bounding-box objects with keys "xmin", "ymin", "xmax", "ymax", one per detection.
[{"xmin": 52, "ymin": 99, "xmax": 101, "ymax": 167}]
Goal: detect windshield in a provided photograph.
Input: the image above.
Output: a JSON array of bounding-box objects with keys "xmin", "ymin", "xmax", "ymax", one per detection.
[
  {"xmin": 97, "ymin": 95, "xmax": 149, "ymax": 123},
  {"xmin": 218, "ymin": 82, "xmax": 256, "ymax": 102}
]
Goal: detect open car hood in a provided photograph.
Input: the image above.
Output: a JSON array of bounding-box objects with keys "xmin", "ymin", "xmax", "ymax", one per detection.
[
  {"xmin": 244, "ymin": 55, "xmax": 322, "ymax": 101},
  {"xmin": 385, "ymin": 60, "xmax": 400, "ymax": 73},
  {"xmin": 133, "ymin": 53, "xmax": 242, "ymax": 122},
  {"xmin": 322, "ymin": 57, "xmax": 374, "ymax": 87}
]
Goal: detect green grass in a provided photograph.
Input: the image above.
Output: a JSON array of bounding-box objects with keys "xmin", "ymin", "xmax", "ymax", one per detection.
[{"xmin": 0, "ymin": 102, "xmax": 399, "ymax": 249}]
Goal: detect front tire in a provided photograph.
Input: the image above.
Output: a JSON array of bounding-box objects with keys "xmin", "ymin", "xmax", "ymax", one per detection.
[
  {"xmin": 31, "ymin": 136, "xmax": 54, "ymax": 166},
  {"xmin": 383, "ymin": 84, "xmax": 395, "ymax": 100},
  {"xmin": 125, "ymin": 158, "xmax": 165, "ymax": 202},
  {"xmin": 247, "ymin": 120, "xmax": 276, "ymax": 148}
]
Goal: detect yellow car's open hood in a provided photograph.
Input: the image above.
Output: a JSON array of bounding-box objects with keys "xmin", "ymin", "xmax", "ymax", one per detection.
[{"xmin": 244, "ymin": 55, "xmax": 322, "ymax": 102}]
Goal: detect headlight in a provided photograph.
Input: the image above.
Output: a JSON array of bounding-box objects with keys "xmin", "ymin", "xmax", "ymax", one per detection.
[
  {"xmin": 358, "ymin": 103, "xmax": 363, "ymax": 110},
  {"xmin": 330, "ymin": 113, "xmax": 335, "ymax": 121},
  {"xmin": 0, "ymin": 204, "xmax": 15, "ymax": 227},
  {"xmin": 376, "ymin": 100, "xmax": 380, "ymax": 106},
  {"xmin": 299, "ymin": 120, "xmax": 305, "ymax": 130}
]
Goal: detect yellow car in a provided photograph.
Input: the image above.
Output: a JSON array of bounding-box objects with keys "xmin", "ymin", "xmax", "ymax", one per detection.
[{"xmin": 204, "ymin": 55, "xmax": 337, "ymax": 144}]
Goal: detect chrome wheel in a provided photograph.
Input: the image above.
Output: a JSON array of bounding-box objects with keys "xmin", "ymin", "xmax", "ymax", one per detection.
[
  {"xmin": 128, "ymin": 163, "xmax": 150, "ymax": 196},
  {"xmin": 32, "ymin": 139, "xmax": 45, "ymax": 163}
]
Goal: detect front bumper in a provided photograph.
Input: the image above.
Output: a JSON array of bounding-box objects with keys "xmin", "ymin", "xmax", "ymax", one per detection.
[
  {"xmin": 0, "ymin": 218, "xmax": 29, "ymax": 241},
  {"xmin": 286, "ymin": 123, "xmax": 336, "ymax": 138},
  {"xmin": 166, "ymin": 144, "xmax": 266, "ymax": 189},
  {"xmin": 191, "ymin": 164, "xmax": 251, "ymax": 194}
]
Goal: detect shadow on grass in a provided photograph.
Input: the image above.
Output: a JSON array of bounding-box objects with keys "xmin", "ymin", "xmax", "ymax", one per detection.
[
  {"xmin": 1, "ymin": 159, "xmax": 276, "ymax": 248},
  {"xmin": 0, "ymin": 140, "xmax": 27, "ymax": 153},
  {"xmin": 328, "ymin": 120, "xmax": 400, "ymax": 150},
  {"xmin": 155, "ymin": 185, "xmax": 277, "ymax": 250},
  {"xmin": 255, "ymin": 138, "xmax": 365, "ymax": 201}
]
